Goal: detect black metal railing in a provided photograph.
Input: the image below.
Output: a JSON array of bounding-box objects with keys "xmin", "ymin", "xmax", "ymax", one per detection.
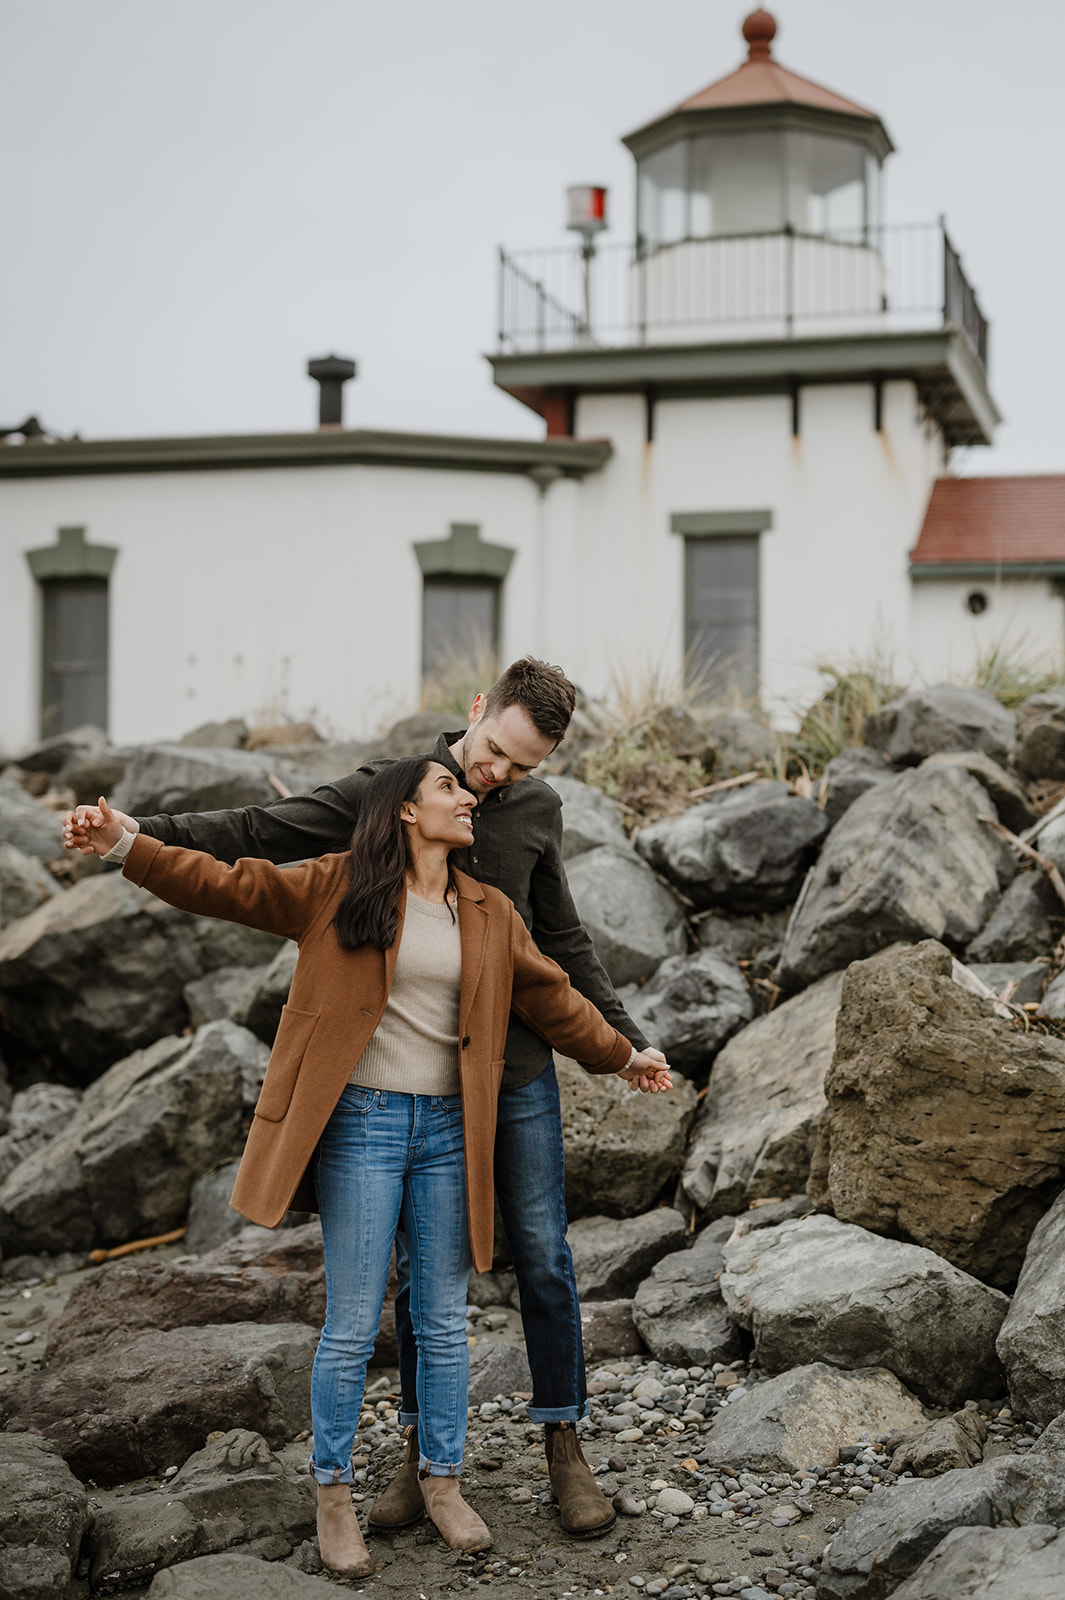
[{"xmin": 496, "ymin": 220, "xmax": 989, "ymax": 367}]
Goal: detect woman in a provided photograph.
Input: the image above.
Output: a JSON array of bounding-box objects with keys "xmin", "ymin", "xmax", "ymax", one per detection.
[{"xmin": 76, "ymin": 757, "xmax": 670, "ymax": 1577}]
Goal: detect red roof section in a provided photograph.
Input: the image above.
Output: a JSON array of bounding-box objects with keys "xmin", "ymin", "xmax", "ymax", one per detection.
[
  {"xmin": 674, "ymin": 10, "xmax": 881, "ymax": 122},
  {"xmin": 912, "ymin": 477, "xmax": 1065, "ymax": 567}
]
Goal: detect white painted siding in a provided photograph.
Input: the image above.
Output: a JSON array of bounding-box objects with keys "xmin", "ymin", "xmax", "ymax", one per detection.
[{"xmin": 911, "ymin": 577, "xmax": 1065, "ymax": 682}]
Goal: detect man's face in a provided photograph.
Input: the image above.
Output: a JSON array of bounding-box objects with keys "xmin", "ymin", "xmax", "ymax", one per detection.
[{"xmin": 460, "ymin": 702, "xmax": 556, "ymax": 800}]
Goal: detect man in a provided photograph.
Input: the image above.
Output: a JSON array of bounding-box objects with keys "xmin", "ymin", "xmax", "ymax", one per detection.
[{"xmin": 65, "ymin": 657, "xmax": 667, "ymax": 1537}]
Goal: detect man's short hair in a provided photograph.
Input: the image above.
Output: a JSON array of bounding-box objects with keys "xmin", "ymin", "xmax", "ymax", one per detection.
[{"xmin": 481, "ymin": 657, "xmax": 577, "ymax": 746}]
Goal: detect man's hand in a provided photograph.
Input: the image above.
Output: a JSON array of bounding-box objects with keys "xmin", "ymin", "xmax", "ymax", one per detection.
[
  {"xmin": 617, "ymin": 1047, "xmax": 673, "ymax": 1093},
  {"xmin": 64, "ymin": 802, "xmax": 138, "ymax": 854},
  {"xmin": 66, "ymin": 797, "xmax": 127, "ymax": 857}
]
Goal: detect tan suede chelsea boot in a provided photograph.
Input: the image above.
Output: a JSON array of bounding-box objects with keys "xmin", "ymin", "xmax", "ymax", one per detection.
[{"xmin": 545, "ymin": 1422, "xmax": 617, "ymax": 1536}]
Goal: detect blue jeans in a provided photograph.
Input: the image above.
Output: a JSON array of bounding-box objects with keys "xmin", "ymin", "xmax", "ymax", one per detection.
[
  {"xmin": 397, "ymin": 1059, "xmax": 587, "ymax": 1427},
  {"xmin": 309, "ymin": 1085, "xmax": 472, "ymax": 1483}
]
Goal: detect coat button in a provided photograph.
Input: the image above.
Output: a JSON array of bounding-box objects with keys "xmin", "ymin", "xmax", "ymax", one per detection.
[{"xmin": 462, "ymin": 1036, "xmax": 471, "ymax": 1049}]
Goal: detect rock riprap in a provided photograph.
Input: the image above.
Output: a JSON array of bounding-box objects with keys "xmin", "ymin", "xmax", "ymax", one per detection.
[
  {"xmin": 864, "ymin": 683, "xmax": 1016, "ymax": 768},
  {"xmin": 567, "ymin": 1208, "xmax": 687, "ymax": 1301},
  {"xmin": 631, "ymin": 1225, "xmax": 741, "ymax": 1367},
  {"xmin": 720, "ymin": 1215, "xmax": 1009, "ymax": 1409},
  {"xmin": 625, "ymin": 947, "xmax": 752, "ymax": 1079},
  {"xmin": 681, "ymin": 969, "xmax": 844, "ymax": 1219},
  {"xmin": 564, "ymin": 845, "xmax": 685, "ymax": 985},
  {"xmin": 890, "ymin": 1523, "xmax": 1065, "ymax": 1600},
  {"xmin": 0, "ymin": 1430, "xmax": 92, "ymax": 1600},
  {"xmin": 997, "ymin": 1186, "xmax": 1065, "ymax": 1424},
  {"xmin": 808, "ymin": 940, "xmax": 1065, "ymax": 1290},
  {"xmin": 778, "ymin": 764, "xmax": 1015, "ymax": 991},
  {"xmin": 546, "ymin": 774, "xmax": 631, "ymax": 858},
  {"xmin": 636, "ymin": 781, "xmax": 829, "ymax": 913},
  {"xmin": 1014, "ymin": 689, "xmax": 1065, "ymax": 781},
  {"xmin": 555, "ymin": 1056, "xmax": 697, "ymax": 1218}
]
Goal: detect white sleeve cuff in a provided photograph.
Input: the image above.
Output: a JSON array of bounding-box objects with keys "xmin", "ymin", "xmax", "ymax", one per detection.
[
  {"xmin": 102, "ymin": 828, "xmax": 137, "ymax": 863},
  {"xmin": 624, "ymin": 1045, "xmax": 638, "ymax": 1070}
]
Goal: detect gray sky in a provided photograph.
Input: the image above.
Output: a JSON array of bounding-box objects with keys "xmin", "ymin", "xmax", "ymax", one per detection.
[{"xmin": 3, "ymin": 0, "xmax": 1062, "ymax": 474}]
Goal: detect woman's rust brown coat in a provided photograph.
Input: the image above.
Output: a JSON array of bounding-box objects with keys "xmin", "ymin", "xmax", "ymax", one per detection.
[{"xmin": 121, "ymin": 834, "xmax": 632, "ymax": 1271}]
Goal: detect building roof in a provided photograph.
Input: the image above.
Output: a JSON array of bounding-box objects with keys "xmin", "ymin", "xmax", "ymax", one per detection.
[
  {"xmin": 911, "ymin": 476, "xmax": 1065, "ymax": 573},
  {"xmin": 675, "ymin": 10, "xmax": 881, "ymax": 121}
]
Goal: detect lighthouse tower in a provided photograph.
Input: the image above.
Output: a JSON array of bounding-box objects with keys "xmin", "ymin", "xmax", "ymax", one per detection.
[{"xmin": 490, "ymin": 10, "xmax": 998, "ymax": 712}]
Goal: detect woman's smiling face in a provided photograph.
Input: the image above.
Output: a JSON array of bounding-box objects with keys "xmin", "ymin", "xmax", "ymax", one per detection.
[{"xmin": 402, "ymin": 762, "xmax": 476, "ymax": 848}]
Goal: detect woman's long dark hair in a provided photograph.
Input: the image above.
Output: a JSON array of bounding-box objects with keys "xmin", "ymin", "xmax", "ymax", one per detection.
[{"xmin": 333, "ymin": 756, "xmax": 463, "ymax": 952}]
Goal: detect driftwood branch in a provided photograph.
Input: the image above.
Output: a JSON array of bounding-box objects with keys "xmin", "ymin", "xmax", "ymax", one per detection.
[
  {"xmin": 686, "ymin": 770, "xmax": 760, "ymax": 801},
  {"xmin": 979, "ymin": 814, "xmax": 1065, "ymax": 913},
  {"xmin": 88, "ymin": 1226, "xmax": 187, "ymax": 1265}
]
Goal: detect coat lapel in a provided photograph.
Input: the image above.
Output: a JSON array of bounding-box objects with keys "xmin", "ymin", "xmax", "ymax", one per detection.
[{"xmin": 457, "ymin": 883, "xmax": 490, "ymax": 1035}]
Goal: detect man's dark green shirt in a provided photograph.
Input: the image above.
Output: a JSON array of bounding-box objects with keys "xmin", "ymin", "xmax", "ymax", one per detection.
[{"xmin": 137, "ymin": 732, "xmax": 650, "ymax": 1090}]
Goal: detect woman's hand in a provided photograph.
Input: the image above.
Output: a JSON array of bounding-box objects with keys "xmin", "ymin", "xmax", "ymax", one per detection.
[
  {"xmin": 64, "ymin": 802, "xmax": 138, "ymax": 854},
  {"xmin": 617, "ymin": 1047, "xmax": 673, "ymax": 1093},
  {"xmin": 70, "ymin": 797, "xmax": 127, "ymax": 857}
]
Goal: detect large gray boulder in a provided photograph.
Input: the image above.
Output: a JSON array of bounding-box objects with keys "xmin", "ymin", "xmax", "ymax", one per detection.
[
  {"xmin": 1014, "ymin": 690, "xmax": 1065, "ymax": 781},
  {"xmin": 636, "ymin": 782, "xmax": 829, "ymax": 913},
  {"xmin": 0, "ymin": 1083, "xmax": 82, "ymax": 1188},
  {"xmin": 545, "ymin": 775, "xmax": 631, "ymax": 858},
  {"xmin": 865, "ymin": 683, "xmax": 1016, "ymax": 768},
  {"xmin": 233, "ymin": 942, "xmax": 299, "ymax": 1044},
  {"xmin": 0, "ymin": 871, "xmax": 282, "ymax": 1078},
  {"xmin": 0, "ymin": 1431, "xmax": 92, "ymax": 1600},
  {"xmin": 720, "ymin": 1215, "xmax": 1009, "ymax": 1409},
  {"xmin": 0, "ymin": 1020, "xmax": 266, "ymax": 1257},
  {"xmin": 965, "ymin": 959, "xmax": 1047, "ymax": 1006},
  {"xmin": 701, "ymin": 1362, "xmax": 926, "ymax": 1475},
  {"xmin": 681, "ymin": 968, "xmax": 844, "ymax": 1219},
  {"xmin": 0, "ymin": 775, "xmax": 65, "ymax": 861},
  {"xmin": 695, "ymin": 907, "xmax": 790, "ymax": 961},
  {"xmin": 555, "ymin": 1056, "xmax": 698, "ymax": 1218},
  {"xmin": 818, "ymin": 1454, "xmax": 1065, "ymax": 1600},
  {"xmin": 997, "ymin": 1188, "xmax": 1065, "ymax": 1425},
  {"xmin": 631, "ymin": 1226, "xmax": 741, "ymax": 1367},
  {"xmin": 567, "ymin": 1208, "xmax": 687, "ymax": 1301},
  {"xmin": 809, "ymin": 941, "xmax": 1065, "ymax": 1291},
  {"xmin": 0, "ymin": 843, "xmax": 62, "ymax": 931},
  {"xmin": 891, "ymin": 1523, "xmax": 1065, "ymax": 1600},
  {"xmin": 821, "ymin": 747, "xmax": 895, "ymax": 827},
  {"xmin": 12, "ymin": 724, "xmax": 110, "ymax": 780},
  {"xmin": 923, "ymin": 749, "xmax": 1036, "ymax": 833},
  {"xmin": 967, "ymin": 871, "xmax": 1062, "ymax": 963},
  {"xmin": 625, "ymin": 948, "xmax": 752, "ymax": 1079},
  {"xmin": 87, "ymin": 1429, "xmax": 315, "ymax": 1589},
  {"xmin": 111, "ymin": 744, "xmax": 316, "ymax": 817},
  {"xmin": 0, "ymin": 1320, "xmax": 317, "ymax": 1486},
  {"xmin": 563, "ymin": 846, "xmax": 686, "ymax": 986},
  {"xmin": 147, "ymin": 1552, "xmax": 332, "ymax": 1599},
  {"xmin": 700, "ymin": 707, "xmax": 775, "ymax": 774},
  {"xmin": 778, "ymin": 765, "xmax": 1015, "ymax": 992},
  {"xmin": 183, "ymin": 963, "xmax": 262, "ymax": 1030}
]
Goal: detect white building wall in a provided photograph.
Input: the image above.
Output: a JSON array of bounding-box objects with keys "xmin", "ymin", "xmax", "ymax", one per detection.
[
  {"xmin": 0, "ymin": 463, "xmax": 548, "ymax": 754},
  {"xmin": 910, "ymin": 577, "xmax": 1065, "ymax": 683}
]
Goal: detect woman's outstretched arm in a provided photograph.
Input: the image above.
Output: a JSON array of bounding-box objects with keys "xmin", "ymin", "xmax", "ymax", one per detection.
[{"xmin": 76, "ymin": 797, "xmax": 337, "ymax": 942}]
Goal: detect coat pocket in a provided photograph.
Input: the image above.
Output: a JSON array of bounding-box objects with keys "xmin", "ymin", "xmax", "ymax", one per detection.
[{"xmin": 254, "ymin": 1004, "xmax": 321, "ymax": 1122}]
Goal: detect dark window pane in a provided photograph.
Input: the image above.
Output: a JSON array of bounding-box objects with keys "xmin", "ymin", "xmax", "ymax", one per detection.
[
  {"xmin": 685, "ymin": 536, "xmax": 759, "ymax": 697},
  {"xmin": 42, "ymin": 579, "xmax": 109, "ymax": 737},
  {"xmin": 423, "ymin": 577, "xmax": 499, "ymax": 678}
]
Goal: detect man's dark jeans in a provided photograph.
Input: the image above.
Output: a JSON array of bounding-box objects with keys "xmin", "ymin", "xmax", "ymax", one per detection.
[{"xmin": 396, "ymin": 1059, "xmax": 588, "ymax": 1426}]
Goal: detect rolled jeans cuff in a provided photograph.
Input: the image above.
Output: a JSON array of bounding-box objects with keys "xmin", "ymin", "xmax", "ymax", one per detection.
[
  {"xmin": 419, "ymin": 1455, "xmax": 462, "ymax": 1476},
  {"xmin": 309, "ymin": 1457, "xmax": 354, "ymax": 1485},
  {"xmin": 527, "ymin": 1401, "xmax": 589, "ymax": 1425},
  {"xmin": 399, "ymin": 1408, "xmax": 419, "ymax": 1429}
]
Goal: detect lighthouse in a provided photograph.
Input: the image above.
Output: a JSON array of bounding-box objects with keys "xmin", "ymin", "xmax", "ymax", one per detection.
[{"xmin": 490, "ymin": 10, "xmax": 999, "ymax": 711}]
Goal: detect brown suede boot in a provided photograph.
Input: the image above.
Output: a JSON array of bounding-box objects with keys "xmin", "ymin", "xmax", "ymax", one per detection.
[
  {"xmin": 368, "ymin": 1424, "xmax": 425, "ymax": 1529},
  {"xmin": 316, "ymin": 1483, "xmax": 373, "ymax": 1576},
  {"xmin": 419, "ymin": 1472, "xmax": 493, "ymax": 1551},
  {"xmin": 546, "ymin": 1423, "xmax": 617, "ymax": 1537}
]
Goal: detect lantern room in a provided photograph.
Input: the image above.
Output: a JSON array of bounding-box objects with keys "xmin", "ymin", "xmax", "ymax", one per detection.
[{"xmin": 628, "ymin": 10, "xmax": 891, "ymax": 252}]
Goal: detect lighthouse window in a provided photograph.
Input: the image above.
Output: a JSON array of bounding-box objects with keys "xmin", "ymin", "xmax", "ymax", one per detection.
[
  {"xmin": 683, "ymin": 535, "xmax": 760, "ymax": 698},
  {"xmin": 638, "ymin": 141, "xmax": 689, "ymax": 249},
  {"xmin": 966, "ymin": 590, "xmax": 989, "ymax": 616},
  {"xmin": 422, "ymin": 575, "xmax": 500, "ymax": 681},
  {"xmin": 40, "ymin": 578, "xmax": 110, "ymax": 738}
]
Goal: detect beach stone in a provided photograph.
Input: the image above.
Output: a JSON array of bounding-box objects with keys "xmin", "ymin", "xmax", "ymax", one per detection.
[
  {"xmin": 821, "ymin": 748, "xmax": 895, "ymax": 827},
  {"xmin": 0, "ymin": 1321, "xmax": 317, "ymax": 1486},
  {"xmin": 0, "ymin": 1082, "xmax": 82, "ymax": 1188},
  {"xmin": 702, "ymin": 1362, "xmax": 926, "ymax": 1474},
  {"xmin": 0, "ymin": 843, "xmax": 62, "ymax": 931},
  {"xmin": 111, "ymin": 744, "xmax": 315, "ymax": 818},
  {"xmin": 636, "ymin": 782, "xmax": 829, "ymax": 914},
  {"xmin": 147, "ymin": 1551, "xmax": 330, "ymax": 1598},
  {"xmin": 818, "ymin": 1454, "xmax": 1065, "ymax": 1600},
  {"xmin": 888, "ymin": 1410, "xmax": 988, "ymax": 1477},
  {"xmin": 88, "ymin": 1429, "xmax": 315, "ymax": 1589},
  {"xmin": 568, "ymin": 1209, "xmax": 687, "ymax": 1301},
  {"xmin": 625, "ymin": 949, "xmax": 752, "ymax": 1079},
  {"xmin": 965, "ymin": 960, "xmax": 1047, "ymax": 1006},
  {"xmin": 564, "ymin": 846, "xmax": 686, "ymax": 986},
  {"xmin": 0, "ymin": 1430, "xmax": 92, "ymax": 1600},
  {"xmin": 0, "ymin": 871, "xmax": 283, "ymax": 1079},
  {"xmin": 0, "ymin": 775, "xmax": 65, "ymax": 861},
  {"xmin": 891, "ymin": 1523, "xmax": 1065, "ymax": 1600},
  {"xmin": 681, "ymin": 969, "xmax": 843, "ymax": 1219},
  {"xmin": 546, "ymin": 775, "xmax": 631, "ymax": 858},
  {"xmin": 778, "ymin": 765, "xmax": 1014, "ymax": 991},
  {"xmin": 0, "ymin": 1021, "xmax": 265, "ymax": 1258},
  {"xmin": 556, "ymin": 1056, "xmax": 697, "ymax": 1218},
  {"xmin": 967, "ymin": 871, "xmax": 1062, "ymax": 963},
  {"xmin": 865, "ymin": 684, "xmax": 1016, "ymax": 768},
  {"xmin": 1014, "ymin": 690, "xmax": 1065, "ymax": 781},
  {"xmin": 923, "ymin": 749, "xmax": 1036, "ymax": 833},
  {"xmin": 655, "ymin": 1487, "xmax": 695, "ymax": 1516},
  {"xmin": 808, "ymin": 940, "xmax": 1065, "ymax": 1291},
  {"xmin": 721, "ymin": 1214, "xmax": 1008, "ymax": 1409},
  {"xmin": 632, "ymin": 1227, "xmax": 741, "ymax": 1367},
  {"xmin": 997, "ymin": 1186, "xmax": 1065, "ymax": 1424},
  {"xmin": 233, "ymin": 942, "xmax": 298, "ymax": 1045},
  {"xmin": 580, "ymin": 1299, "xmax": 644, "ymax": 1362}
]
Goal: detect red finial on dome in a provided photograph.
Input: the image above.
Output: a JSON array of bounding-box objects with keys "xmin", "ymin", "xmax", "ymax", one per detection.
[{"xmin": 742, "ymin": 8, "xmax": 777, "ymax": 60}]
